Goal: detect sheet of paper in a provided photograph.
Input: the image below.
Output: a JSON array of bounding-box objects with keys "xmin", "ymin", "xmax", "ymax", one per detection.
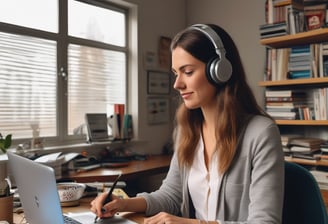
[
  {"xmin": 34, "ymin": 152, "xmax": 62, "ymax": 162},
  {"xmin": 59, "ymin": 152, "xmax": 80, "ymax": 163},
  {"xmin": 66, "ymin": 211, "xmax": 137, "ymax": 224}
]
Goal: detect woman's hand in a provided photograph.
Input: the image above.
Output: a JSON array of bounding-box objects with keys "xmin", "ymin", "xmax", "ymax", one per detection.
[
  {"xmin": 90, "ymin": 192, "xmax": 126, "ymax": 218},
  {"xmin": 144, "ymin": 212, "xmax": 198, "ymax": 224}
]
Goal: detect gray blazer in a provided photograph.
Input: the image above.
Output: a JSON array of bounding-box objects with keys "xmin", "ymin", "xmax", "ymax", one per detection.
[{"xmin": 138, "ymin": 115, "xmax": 284, "ymax": 224}]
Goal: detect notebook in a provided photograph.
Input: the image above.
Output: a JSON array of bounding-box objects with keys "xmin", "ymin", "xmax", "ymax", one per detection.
[{"xmin": 7, "ymin": 151, "xmax": 137, "ymax": 224}]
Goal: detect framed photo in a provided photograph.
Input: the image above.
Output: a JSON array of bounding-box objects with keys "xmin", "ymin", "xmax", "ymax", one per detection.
[
  {"xmin": 147, "ymin": 97, "xmax": 170, "ymax": 124},
  {"xmin": 158, "ymin": 36, "xmax": 172, "ymax": 70},
  {"xmin": 147, "ymin": 70, "xmax": 170, "ymax": 94}
]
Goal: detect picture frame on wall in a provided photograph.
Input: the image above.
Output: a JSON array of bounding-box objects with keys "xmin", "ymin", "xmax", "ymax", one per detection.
[
  {"xmin": 147, "ymin": 70, "xmax": 170, "ymax": 95},
  {"xmin": 147, "ymin": 97, "xmax": 170, "ymax": 124}
]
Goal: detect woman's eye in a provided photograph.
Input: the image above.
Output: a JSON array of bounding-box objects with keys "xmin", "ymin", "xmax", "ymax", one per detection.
[{"xmin": 185, "ymin": 70, "xmax": 193, "ymax": 75}]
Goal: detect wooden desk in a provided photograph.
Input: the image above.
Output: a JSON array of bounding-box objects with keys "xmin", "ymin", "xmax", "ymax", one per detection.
[
  {"xmin": 64, "ymin": 154, "xmax": 172, "ymax": 183},
  {"xmin": 13, "ymin": 196, "xmax": 145, "ymax": 224},
  {"xmin": 13, "ymin": 156, "xmax": 172, "ymax": 224}
]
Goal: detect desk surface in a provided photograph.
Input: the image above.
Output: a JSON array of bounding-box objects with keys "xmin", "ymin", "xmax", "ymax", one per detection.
[
  {"xmin": 65, "ymin": 154, "xmax": 172, "ymax": 183},
  {"xmin": 13, "ymin": 196, "xmax": 145, "ymax": 224}
]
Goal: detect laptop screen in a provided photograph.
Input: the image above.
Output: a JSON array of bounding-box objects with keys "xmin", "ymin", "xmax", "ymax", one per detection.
[
  {"xmin": 7, "ymin": 151, "xmax": 67, "ymax": 224},
  {"xmin": 7, "ymin": 152, "xmax": 137, "ymax": 224}
]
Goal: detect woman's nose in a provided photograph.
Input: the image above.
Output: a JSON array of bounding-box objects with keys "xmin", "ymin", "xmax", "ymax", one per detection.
[{"xmin": 173, "ymin": 76, "xmax": 184, "ymax": 90}]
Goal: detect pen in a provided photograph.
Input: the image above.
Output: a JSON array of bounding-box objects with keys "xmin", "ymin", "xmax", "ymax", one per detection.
[{"xmin": 94, "ymin": 173, "xmax": 122, "ymax": 223}]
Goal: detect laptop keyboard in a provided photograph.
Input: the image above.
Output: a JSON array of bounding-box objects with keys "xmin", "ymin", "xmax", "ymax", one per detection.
[{"xmin": 63, "ymin": 215, "xmax": 82, "ymax": 224}]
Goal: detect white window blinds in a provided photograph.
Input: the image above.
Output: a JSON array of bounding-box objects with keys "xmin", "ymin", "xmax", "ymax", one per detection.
[
  {"xmin": 68, "ymin": 44, "xmax": 126, "ymax": 134},
  {"xmin": 0, "ymin": 0, "xmax": 127, "ymax": 142},
  {"xmin": 0, "ymin": 32, "xmax": 57, "ymax": 139}
]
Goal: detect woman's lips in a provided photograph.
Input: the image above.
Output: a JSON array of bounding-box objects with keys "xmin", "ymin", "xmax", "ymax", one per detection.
[{"xmin": 181, "ymin": 92, "xmax": 192, "ymax": 99}]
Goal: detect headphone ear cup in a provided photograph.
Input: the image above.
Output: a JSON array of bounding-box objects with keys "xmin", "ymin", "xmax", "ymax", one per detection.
[
  {"xmin": 206, "ymin": 57, "xmax": 220, "ymax": 85},
  {"xmin": 206, "ymin": 56, "xmax": 232, "ymax": 85}
]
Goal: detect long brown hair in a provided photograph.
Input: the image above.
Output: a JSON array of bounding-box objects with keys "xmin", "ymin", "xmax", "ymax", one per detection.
[{"xmin": 171, "ymin": 24, "xmax": 269, "ymax": 174}]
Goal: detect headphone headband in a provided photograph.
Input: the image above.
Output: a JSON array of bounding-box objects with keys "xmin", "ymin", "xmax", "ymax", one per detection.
[
  {"xmin": 189, "ymin": 24, "xmax": 226, "ymax": 58},
  {"xmin": 187, "ymin": 24, "xmax": 233, "ymax": 85}
]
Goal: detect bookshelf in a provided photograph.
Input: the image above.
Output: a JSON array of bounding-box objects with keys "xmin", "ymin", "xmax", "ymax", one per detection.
[
  {"xmin": 259, "ymin": 34, "xmax": 328, "ymax": 140},
  {"xmin": 260, "ymin": 1, "xmax": 328, "ymax": 209}
]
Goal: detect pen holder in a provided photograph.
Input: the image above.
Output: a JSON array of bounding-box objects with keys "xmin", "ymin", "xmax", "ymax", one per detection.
[{"xmin": 0, "ymin": 194, "xmax": 13, "ymax": 224}]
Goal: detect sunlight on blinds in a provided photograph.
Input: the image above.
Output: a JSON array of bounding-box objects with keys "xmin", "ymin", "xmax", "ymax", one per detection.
[
  {"xmin": 0, "ymin": 32, "xmax": 57, "ymax": 139},
  {"xmin": 68, "ymin": 44, "xmax": 126, "ymax": 134}
]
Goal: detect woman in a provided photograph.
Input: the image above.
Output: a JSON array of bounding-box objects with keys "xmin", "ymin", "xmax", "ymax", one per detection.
[{"xmin": 90, "ymin": 24, "xmax": 284, "ymax": 224}]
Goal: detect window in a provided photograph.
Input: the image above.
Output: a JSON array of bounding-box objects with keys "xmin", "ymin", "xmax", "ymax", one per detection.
[{"xmin": 0, "ymin": 0, "xmax": 127, "ymax": 142}]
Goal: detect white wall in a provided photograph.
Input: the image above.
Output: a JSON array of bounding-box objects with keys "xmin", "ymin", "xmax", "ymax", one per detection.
[
  {"xmin": 126, "ymin": 0, "xmax": 267, "ymax": 155},
  {"xmin": 123, "ymin": 0, "xmax": 187, "ymax": 155},
  {"xmin": 186, "ymin": 0, "xmax": 267, "ymax": 106}
]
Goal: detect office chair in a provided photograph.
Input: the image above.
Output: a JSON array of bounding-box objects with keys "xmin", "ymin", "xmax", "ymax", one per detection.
[{"xmin": 283, "ymin": 161, "xmax": 328, "ymax": 224}]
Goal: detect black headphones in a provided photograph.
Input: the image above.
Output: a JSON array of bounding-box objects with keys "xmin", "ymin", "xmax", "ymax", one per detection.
[{"xmin": 188, "ymin": 24, "xmax": 233, "ymax": 85}]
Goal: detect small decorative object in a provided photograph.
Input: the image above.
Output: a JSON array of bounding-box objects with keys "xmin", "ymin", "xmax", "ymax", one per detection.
[
  {"xmin": 57, "ymin": 182, "xmax": 86, "ymax": 206},
  {"xmin": 304, "ymin": 4, "xmax": 326, "ymax": 31},
  {"xmin": 0, "ymin": 134, "xmax": 12, "ymax": 154}
]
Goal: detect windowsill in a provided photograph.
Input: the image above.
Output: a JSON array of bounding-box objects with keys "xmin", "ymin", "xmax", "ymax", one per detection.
[{"xmin": 0, "ymin": 139, "xmax": 146, "ymax": 164}]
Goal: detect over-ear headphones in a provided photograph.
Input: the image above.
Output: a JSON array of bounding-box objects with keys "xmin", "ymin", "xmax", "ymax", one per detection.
[{"xmin": 188, "ymin": 24, "xmax": 233, "ymax": 85}]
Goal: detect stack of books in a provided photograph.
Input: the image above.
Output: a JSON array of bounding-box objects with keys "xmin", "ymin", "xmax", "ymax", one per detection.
[
  {"xmin": 288, "ymin": 136, "xmax": 324, "ymax": 160},
  {"xmin": 281, "ymin": 134, "xmax": 302, "ymax": 153},
  {"xmin": 265, "ymin": 89, "xmax": 308, "ymax": 120},
  {"xmin": 288, "ymin": 44, "xmax": 312, "ymax": 79},
  {"xmin": 259, "ymin": 22, "xmax": 289, "ymax": 38},
  {"xmin": 265, "ymin": 0, "xmax": 328, "ymax": 36},
  {"xmin": 320, "ymin": 140, "xmax": 328, "ymax": 155},
  {"xmin": 264, "ymin": 0, "xmax": 305, "ymax": 36}
]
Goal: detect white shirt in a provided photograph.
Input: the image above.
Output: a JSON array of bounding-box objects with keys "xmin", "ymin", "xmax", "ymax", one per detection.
[{"xmin": 188, "ymin": 135, "xmax": 220, "ymax": 221}]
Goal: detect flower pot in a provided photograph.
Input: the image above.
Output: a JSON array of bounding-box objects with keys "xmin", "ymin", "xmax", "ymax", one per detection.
[{"xmin": 0, "ymin": 194, "xmax": 13, "ymax": 224}]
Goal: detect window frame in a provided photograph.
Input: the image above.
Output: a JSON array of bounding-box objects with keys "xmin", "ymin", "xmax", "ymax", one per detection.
[{"xmin": 0, "ymin": 0, "xmax": 129, "ymax": 146}]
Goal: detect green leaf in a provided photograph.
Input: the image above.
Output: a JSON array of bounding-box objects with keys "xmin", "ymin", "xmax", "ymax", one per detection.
[
  {"xmin": 4, "ymin": 134, "xmax": 12, "ymax": 149},
  {"xmin": 0, "ymin": 134, "xmax": 12, "ymax": 153}
]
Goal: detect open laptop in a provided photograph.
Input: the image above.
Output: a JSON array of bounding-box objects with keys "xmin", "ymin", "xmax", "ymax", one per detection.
[{"xmin": 7, "ymin": 151, "xmax": 137, "ymax": 224}]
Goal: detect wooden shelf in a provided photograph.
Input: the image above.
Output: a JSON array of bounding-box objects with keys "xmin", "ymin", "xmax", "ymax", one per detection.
[
  {"xmin": 276, "ymin": 120, "xmax": 328, "ymax": 125},
  {"xmin": 285, "ymin": 156, "xmax": 328, "ymax": 166},
  {"xmin": 258, "ymin": 77, "xmax": 328, "ymax": 87},
  {"xmin": 260, "ymin": 28, "xmax": 328, "ymax": 48}
]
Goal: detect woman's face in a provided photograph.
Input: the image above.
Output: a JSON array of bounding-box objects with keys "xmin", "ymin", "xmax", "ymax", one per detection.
[{"xmin": 172, "ymin": 46, "xmax": 217, "ymax": 110}]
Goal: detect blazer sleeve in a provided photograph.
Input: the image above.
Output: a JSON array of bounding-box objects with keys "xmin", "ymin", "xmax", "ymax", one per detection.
[{"xmin": 137, "ymin": 151, "xmax": 183, "ymax": 216}]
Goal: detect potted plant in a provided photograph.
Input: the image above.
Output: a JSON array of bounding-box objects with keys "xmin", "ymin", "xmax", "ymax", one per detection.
[{"xmin": 0, "ymin": 134, "xmax": 12, "ymax": 154}]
